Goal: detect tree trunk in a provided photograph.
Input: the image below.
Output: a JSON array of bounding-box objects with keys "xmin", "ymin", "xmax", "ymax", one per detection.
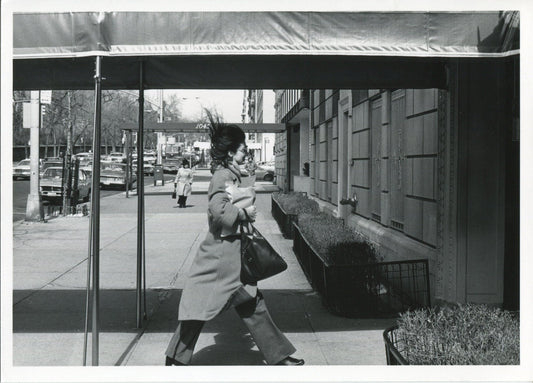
[{"xmin": 53, "ymin": 132, "xmax": 57, "ymax": 157}]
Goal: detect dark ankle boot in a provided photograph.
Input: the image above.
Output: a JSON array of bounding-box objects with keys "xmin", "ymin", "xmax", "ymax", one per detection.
[
  {"xmin": 275, "ymin": 356, "xmax": 304, "ymax": 366},
  {"xmin": 165, "ymin": 356, "xmax": 185, "ymax": 366}
]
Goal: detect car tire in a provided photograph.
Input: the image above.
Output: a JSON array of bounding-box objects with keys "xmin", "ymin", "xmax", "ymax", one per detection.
[{"xmin": 263, "ymin": 173, "xmax": 274, "ymax": 181}]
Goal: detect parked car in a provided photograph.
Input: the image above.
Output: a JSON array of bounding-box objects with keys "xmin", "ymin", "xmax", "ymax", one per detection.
[
  {"xmin": 100, "ymin": 161, "xmax": 136, "ymax": 189},
  {"xmin": 258, "ymin": 161, "xmax": 275, "ymax": 172},
  {"xmin": 262, "ymin": 169, "xmax": 275, "ymax": 181},
  {"xmin": 40, "ymin": 167, "xmax": 91, "ymax": 203},
  {"xmin": 40, "ymin": 159, "xmax": 63, "ymax": 177},
  {"xmin": 163, "ymin": 159, "xmax": 181, "ymax": 174},
  {"xmin": 107, "ymin": 152, "xmax": 126, "ymax": 163},
  {"xmin": 79, "ymin": 159, "xmax": 93, "ymax": 175},
  {"xmin": 143, "ymin": 152, "xmax": 157, "ymax": 164},
  {"xmin": 74, "ymin": 152, "xmax": 93, "ymax": 161},
  {"xmin": 132, "ymin": 159, "xmax": 154, "ymax": 176},
  {"xmin": 256, "ymin": 161, "xmax": 275, "ymax": 181},
  {"xmin": 13, "ymin": 159, "xmax": 31, "ymax": 180},
  {"xmin": 43, "ymin": 156, "xmax": 62, "ymax": 162}
]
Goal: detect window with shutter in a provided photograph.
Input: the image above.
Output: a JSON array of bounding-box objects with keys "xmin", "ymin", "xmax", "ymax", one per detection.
[
  {"xmin": 370, "ymin": 97, "xmax": 382, "ymax": 222},
  {"xmin": 390, "ymin": 90, "xmax": 406, "ymax": 231}
]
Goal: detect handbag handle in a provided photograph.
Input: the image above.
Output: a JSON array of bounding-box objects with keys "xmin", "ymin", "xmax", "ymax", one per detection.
[{"xmin": 240, "ymin": 209, "xmax": 253, "ymax": 234}]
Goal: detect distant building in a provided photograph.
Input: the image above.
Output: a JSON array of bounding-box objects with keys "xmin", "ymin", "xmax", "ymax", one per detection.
[{"xmin": 242, "ymin": 89, "xmax": 275, "ymax": 162}]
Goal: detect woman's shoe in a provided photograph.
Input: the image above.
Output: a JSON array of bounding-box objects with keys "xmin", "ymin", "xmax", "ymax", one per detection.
[
  {"xmin": 165, "ymin": 356, "xmax": 185, "ymax": 366},
  {"xmin": 275, "ymin": 356, "xmax": 304, "ymax": 366}
]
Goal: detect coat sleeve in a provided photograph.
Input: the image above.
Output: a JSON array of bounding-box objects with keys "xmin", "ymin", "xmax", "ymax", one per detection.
[{"xmin": 208, "ymin": 171, "xmax": 241, "ymax": 234}]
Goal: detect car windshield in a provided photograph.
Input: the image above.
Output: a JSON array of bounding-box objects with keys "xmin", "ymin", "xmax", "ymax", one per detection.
[
  {"xmin": 101, "ymin": 163, "xmax": 125, "ymax": 172},
  {"xmin": 18, "ymin": 159, "xmax": 30, "ymax": 166},
  {"xmin": 43, "ymin": 162, "xmax": 62, "ymax": 169},
  {"xmin": 43, "ymin": 168, "xmax": 63, "ymax": 179}
]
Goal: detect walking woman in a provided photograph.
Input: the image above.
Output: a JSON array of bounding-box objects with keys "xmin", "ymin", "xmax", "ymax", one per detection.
[
  {"xmin": 174, "ymin": 159, "xmax": 193, "ymax": 208},
  {"xmin": 165, "ymin": 114, "xmax": 304, "ymax": 366}
]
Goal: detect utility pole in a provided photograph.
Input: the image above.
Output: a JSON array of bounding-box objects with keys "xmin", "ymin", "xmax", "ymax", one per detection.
[
  {"xmin": 156, "ymin": 89, "xmax": 164, "ymax": 165},
  {"xmin": 25, "ymin": 90, "xmax": 43, "ymax": 221},
  {"xmin": 63, "ymin": 91, "xmax": 73, "ymax": 215}
]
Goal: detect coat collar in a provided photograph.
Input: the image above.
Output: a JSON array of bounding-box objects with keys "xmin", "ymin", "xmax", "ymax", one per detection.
[
  {"xmin": 213, "ymin": 164, "xmax": 242, "ymax": 184},
  {"xmin": 227, "ymin": 163, "xmax": 242, "ymax": 184}
]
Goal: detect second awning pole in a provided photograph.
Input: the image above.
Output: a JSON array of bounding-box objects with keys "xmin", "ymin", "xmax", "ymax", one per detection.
[
  {"xmin": 136, "ymin": 61, "xmax": 145, "ymax": 328},
  {"xmin": 91, "ymin": 55, "xmax": 103, "ymax": 366}
]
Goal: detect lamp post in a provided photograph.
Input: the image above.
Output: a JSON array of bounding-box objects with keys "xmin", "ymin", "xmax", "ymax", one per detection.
[{"xmin": 156, "ymin": 89, "xmax": 164, "ymax": 165}]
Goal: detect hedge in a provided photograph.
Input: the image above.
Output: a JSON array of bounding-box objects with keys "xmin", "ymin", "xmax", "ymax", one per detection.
[
  {"xmin": 395, "ymin": 304, "xmax": 520, "ymax": 365},
  {"xmin": 297, "ymin": 212, "xmax": 376, "ymax": 265}
]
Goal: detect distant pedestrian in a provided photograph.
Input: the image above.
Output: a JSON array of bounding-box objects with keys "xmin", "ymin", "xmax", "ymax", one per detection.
[
  {"xmin": 244, "ymin": 155, "xmax": 257, "ymax": 176},
  {"xmin": 165, "ymin": 112, "xmax": 304, "ymax": 366},
  {"xmin": 173, "ymin": 159, "xmax": 193, "ymax": 208}
]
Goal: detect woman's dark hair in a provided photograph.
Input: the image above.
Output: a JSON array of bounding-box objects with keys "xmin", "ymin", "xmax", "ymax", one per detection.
[
  {"xmin": 182, "ymin": 158, "xmax": 189, "ymax": 167},
  {"xmin": 206, "ymin": 110, "xmax": 246, "ymax": 173}
]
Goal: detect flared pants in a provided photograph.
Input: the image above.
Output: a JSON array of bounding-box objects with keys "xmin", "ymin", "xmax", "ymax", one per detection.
[{"xmin": 165, "ymin": 289, "xmax": 296, "ymax": 365}]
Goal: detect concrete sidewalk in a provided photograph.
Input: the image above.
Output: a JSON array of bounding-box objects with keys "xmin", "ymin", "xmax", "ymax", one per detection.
[{"xmin": 12, "ymin": 191, "xmax": 396, "ymax": 367}]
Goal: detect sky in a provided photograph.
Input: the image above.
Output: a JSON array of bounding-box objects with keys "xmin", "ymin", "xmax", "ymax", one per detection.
[{"xmin": 145, "ymin": 89, "xmax": 276, "ymax": 123}]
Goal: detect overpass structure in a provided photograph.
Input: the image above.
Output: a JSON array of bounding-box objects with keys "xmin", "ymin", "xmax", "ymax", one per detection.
[{"xmin": 121, "ymin": 122, "xmax": 285, "ymax": 133}]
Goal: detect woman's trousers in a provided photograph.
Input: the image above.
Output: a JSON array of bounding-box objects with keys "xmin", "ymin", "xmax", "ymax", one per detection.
[
  {"xmin": 177, "ymin": 195, "xmax": 187, "ymax": 207},
  {"xmin": 165, "ymin": 289, "xmax": 296, "ymax": 365}
]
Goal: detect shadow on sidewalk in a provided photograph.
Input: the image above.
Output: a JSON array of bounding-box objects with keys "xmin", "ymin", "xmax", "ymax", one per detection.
[
  {"xmin": 13, "ymin": 288, "xmax": 396, "ymax": 333},
  {"xmin": 192, "ymin": 332, "xmax": 265, "ymax": 365}
]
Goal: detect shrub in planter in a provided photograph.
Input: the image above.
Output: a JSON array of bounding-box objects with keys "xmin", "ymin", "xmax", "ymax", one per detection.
[
  {"xmin": 387, "ymin": 304, "xmax": 519, "ymax": 365},
  {"xmin": 297, "ymin": 212, "xmax": 375, "ymax": 265},
  {"xmin": 293, "ymin": 213, "xmax": 430, "ymax": 318},
  {"xmin": 272, "ymin": 192, "xmax": 319, "ymax": 216},
  {"xmin": 271, "ymin": 192, "xmax": 319, "ymax": 238}
]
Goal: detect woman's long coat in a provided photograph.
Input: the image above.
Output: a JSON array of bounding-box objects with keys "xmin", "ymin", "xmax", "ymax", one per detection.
[
  {"xmin": 178, "ymin": 166, "xmax": 257, "ymax": 321},
  {"xmin": 174, "ymin": 167, "xmax": 194, "ymax": 196}
]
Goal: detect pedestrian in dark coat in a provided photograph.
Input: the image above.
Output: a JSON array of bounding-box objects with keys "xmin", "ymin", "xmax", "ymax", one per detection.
[{"xmin": 165, "ymin": 113, "xmax": 304, "ymax": 366}]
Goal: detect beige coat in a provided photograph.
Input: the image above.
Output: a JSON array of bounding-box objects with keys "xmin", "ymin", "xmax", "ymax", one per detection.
[
  {"xmin": 174, "ymin": 168, "xmax": 193, "ymax": 196},
  {"xmin": 178, "ymin": 166, "xmax": 257, "ymax": 321}
]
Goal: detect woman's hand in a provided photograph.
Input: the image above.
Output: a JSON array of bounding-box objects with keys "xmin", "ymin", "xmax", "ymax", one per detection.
[{"xmin": 244, "ymin": 205, "xmax": 257, "ymax": 222}]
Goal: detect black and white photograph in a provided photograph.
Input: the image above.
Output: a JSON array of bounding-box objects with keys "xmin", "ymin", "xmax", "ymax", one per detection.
[{"xmin": 1, "ymin": 1, "xmax": 531, "ymax": 382}]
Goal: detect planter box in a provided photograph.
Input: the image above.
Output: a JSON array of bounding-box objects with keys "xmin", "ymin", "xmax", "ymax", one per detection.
[
  {"xmin": 383, "ymin": 326, "xmax": 409, "ymax": 365},
  {"xmin": 271, "ymin": 194, "xmax": 298, "ymax": 239},
  {"xmin": 293, "ymin": 223, "xmax": 430, "ymax": 318}
]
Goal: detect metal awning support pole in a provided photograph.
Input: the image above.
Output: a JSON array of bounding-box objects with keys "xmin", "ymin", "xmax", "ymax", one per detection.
[
  {"xmin": 125, "ymin": 130, "xmax": 130, "ymax": 198},
  {"xmin": 136, "ymin": 62, "xmax": 145, "ymax": 328},
  {"xmin": 89, "ymin": 55, "xmax": 103, "ymax": 366}
]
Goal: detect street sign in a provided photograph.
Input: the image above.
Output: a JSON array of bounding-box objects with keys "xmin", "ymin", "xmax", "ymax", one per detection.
[
  {"xmin": 40, "ymin": 90, "xmax": 52, "ymax": 104},
  {"xmin": 22, "ymin": 101, "xmax": 39, "ymax": 129}
]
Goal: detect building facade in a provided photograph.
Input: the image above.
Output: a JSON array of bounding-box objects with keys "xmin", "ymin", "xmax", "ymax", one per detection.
[
  {"xmin": 243, "ymin": 89, "xmax": 276, "ymax": 163},
  {"xmin": 274, "ymin": 60, "xmax": 519, "ymax": 309}
]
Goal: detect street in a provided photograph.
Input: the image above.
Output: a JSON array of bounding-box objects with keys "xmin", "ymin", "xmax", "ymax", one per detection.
[
  {"xmin": 11, "ymin": 173, "xmax": 187, "ymax": 222},
  {"xmin": 12, "ymin": 168, "xmax": 270, "ymax": 222}
]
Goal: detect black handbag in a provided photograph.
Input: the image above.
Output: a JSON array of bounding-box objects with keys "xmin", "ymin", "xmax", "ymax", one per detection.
[
  {"xmin": 239, "ymin": 212, "xmax": 287, "ymax": 285},
  {"xmin": 171, "ymin": 191, "xmax": 176, "ymax": 199}
]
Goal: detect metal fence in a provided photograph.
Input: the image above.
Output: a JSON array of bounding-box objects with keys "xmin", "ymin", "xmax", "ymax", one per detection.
[{"xmin": 293, "ymin": 223, "xmax": 430, "ymax": 318}]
